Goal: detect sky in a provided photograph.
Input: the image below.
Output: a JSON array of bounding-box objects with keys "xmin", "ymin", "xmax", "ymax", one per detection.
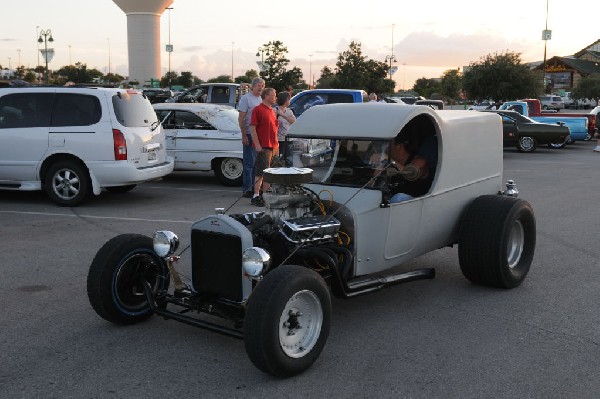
[{"xmin": 1, "ymin": 0, "xmax": 598, "ymax": 89}]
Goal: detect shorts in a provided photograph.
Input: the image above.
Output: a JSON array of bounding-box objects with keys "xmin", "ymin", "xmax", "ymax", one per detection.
[{"xmin": 254, "ymin": 148, "xmax": 274, "ymax": 177}]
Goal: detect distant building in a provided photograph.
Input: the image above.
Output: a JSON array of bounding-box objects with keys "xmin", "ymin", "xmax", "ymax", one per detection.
[{"xmin": 533, "ymin": 39, "xmax": 600, "ymax": 91}]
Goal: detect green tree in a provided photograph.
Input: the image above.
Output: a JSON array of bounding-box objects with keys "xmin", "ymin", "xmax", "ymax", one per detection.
[
  {"xmin": 315, "ymin": 66, "xmax": 335, "ymax": 88},
  {"xmin": 57, "ymin": 62, "xmax": 93, "ymax": 83},
  {"xmin": 258, "ymin": 40, "xmax": 302, "ymax": 91},
  {"xmin": 333, "ymin": 41, "xmax": 368, "ymax": 89},
  {"xmin": 572, "ymin": 75, "xmax": 600, "ymax": 100},
  {"xmin": 176, "ymin": 71, "xmax": 196, "ymax": 87},
  {"xmin": 235, "ymin": 69, "xmax": 258, "ymax": 84},
  {"xmin": 160, "ymin": 71, "xmax": 178, "ymax": 87},
  {"xmin": 441, "ymin": 68, "xmax": 462, "ymax": 102},
  {"xmin": 364, "ymin": 59, "xmax": 394, "ymax": 94},
  {"xmin": 24, "ymin": 71, "xmax": 37, "ymax": 83},
  {"xmin": 462, "ymin": 51, "xmax": 541, "ymax": 102},
  {"xmin": 206, "ymin": 75, "xmax": 233, "ymax": 83},
  {"xmin": 413, "ymin": 77, "xmax": 442, "ymax": 99}
]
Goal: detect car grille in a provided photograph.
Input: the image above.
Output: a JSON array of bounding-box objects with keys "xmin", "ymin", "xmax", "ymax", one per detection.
[{"xmin": 191, "ymin": 229, "xmax": 243, "ymax": 301}]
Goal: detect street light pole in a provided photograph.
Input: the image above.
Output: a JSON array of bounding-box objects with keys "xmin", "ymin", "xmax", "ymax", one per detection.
[
  {"xmin": 36, "ymin": 26, "xmax": 40, "ymax": 69},
  {"xmin": 166, "ymin": 7, "xmax": 173, "ymax": 89},
  {"xmin": 256, "ymin": 46, "xmax": 266, "ymax": 74},
  {"xmin": 37, "ymin": 29, "xmax": 54, "ymax": 85},
  {"xmin": 107, "ymin": 38, "xmax": 111, "ymax": 77},
  {"xmin": 309, "ymin": 54, "xmax": 313, "ymax": 89},
  {"xmin": 231, "ymin": 42, "xmax": 234, "ymax": 82},
  {"xmin": 542, "ymin": 0, "xmax": 550, "ymax": 93}
]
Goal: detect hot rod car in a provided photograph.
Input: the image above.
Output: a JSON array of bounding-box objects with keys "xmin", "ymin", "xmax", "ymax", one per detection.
[{"xmin": 87, "ymin": 103, "xmax": 536, "ymax": 377}]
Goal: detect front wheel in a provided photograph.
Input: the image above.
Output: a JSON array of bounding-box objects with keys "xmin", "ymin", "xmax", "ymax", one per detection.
[
  {"xmin": 87, "ymin": 234, "xmax": 170, "ymax": 325},
  {"xmin": 459, "ymin": 195, "xmax": 536, "ymax": 288},
  {"xmin": 516, "ymin": 136, "xmax": 536, "ymax": 152},
  {"xmin": 214, "ymin": 158, "xmax": 243, "ymax": 186},
  {"xmin": 547, "ymin": 138, "xmax": 568, "ymax": 149},
  {"xmin": 244, "ymin": 265, "xmax": 331, "ymax": 377},
  {"xmin": 44, "ymin": 160, "xmax": 91, "ymax": 206}
]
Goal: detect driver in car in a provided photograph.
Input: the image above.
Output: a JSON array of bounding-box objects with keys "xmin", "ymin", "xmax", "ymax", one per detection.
[{"xmin": 371, "ymin": 124, "xmax": 437, "ymax": 203}]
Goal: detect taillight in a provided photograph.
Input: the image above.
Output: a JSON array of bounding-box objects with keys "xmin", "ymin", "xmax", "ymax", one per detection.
[{"xmin": 113, "ymin": 129, "xmax": 127, "ymax": 160}]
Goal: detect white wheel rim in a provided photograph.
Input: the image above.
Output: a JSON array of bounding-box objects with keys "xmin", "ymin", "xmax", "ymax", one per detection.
[
  {"xmin": 507, "ymin": 220, "xmax": 525, "ymax": 268},
  {"xmin": 278, "ymin": 289, "xmax": 323, "ymax": 358},
  {"xmin": 221, "ymin": 158, "xmax": 243, "ymax": 180}
]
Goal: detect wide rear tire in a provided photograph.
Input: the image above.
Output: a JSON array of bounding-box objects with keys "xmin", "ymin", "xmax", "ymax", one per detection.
[
  {"xmin": 244, "ymin": 265, "xmax": 331, "ymax": 377},
  {"xmin": 87, "ymin": 234, "xmax": 170, "ymax": 325},
  {"xmin": 459, "ymin": 195, "xmax": 536, "ymax": 288}
]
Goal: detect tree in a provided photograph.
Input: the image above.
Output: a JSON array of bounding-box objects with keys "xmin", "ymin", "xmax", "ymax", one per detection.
[
  {"xmin": 462, "ymin": 51, "xmax": 542, "ymax": 102},
  {"xmin": 177, "ymin": 71, "xmax": 197, "ymax": 88},
  {"xmin": 413, "ymin": 77, "xmax": 442, "ymax": 99},
  {"xmin": 207, "ymin": 74, "xmax": 233, "ymax": 83},
  {"xmin": 572, "ymin": 75, "xmax": 600, "ymax": 100},
  {"xmin": 57, "ymin": 62, "xmax": 93, "ymax": 83},
  {"xmin": 364, "ymin": 59, "xmax": 394, "ymax": 94},
  {"xmin": 441, "ymin": 68, "xmax": 462, "ymax": 103},
  {"xmin": 160, "ymin": 71, "xmax": 178, "ymax": 88},
  {"xmin": 258, "ymin": 40, "xmax": 302, "ymax": 91},
  {"xmin": 315, "ymin": 66, "xmax": 335, "ymax": 89},
  {"xmin": 333, "ymin": 41, "xmax": 368, "ymax": 89},
  {"xmin": 235, "ymin": 69, "xmax": 258, "ymax": 84}
]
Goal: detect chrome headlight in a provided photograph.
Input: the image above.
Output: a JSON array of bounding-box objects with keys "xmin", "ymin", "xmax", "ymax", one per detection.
[
  {"xmin": 242, "ymin": 247, "xmax": 271, "ymax": 277},
  {"xmin": 153, "ymin": 231, "xmax": 179, "ymax": 257}
]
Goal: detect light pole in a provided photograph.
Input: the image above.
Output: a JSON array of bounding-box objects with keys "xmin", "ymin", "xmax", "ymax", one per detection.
[
  {"xmin": 231, "ymin": 42, "xmax": 234, "ymax": 82},
  {"xmin": 68, "ymin": 45, "xmax": 71, "ymax": 65},
  {"xmin": 166, "ymin": 7, "xmax": 173, "ymax": 88},
  {"xmin": 256, "ymin": 46, "xmax": 267, "ymax": 74},
  {"xmin": 309, "ymin": 54, "xmax": 313, "ymax": 89},
  {"xmin": 17, "ymin": 49, "xmax": 21, "ymax": 68},
  {"xmin": 541, "ymin": 0, "xmax": 551, "ymax": 93},
  {"xmin": 36, "ymin": 26, "xmax": 40, "ymax": 68},
  {"xmin": 107, "ymin": 38, "xmax": 111, "ymax": 77},
  {"xmin": 385, "ymin": 55, "xmax": 397, "ymax": 93},
  {"xmin": 38, "ymin": 29, "xmax": 53, "ymax": 84}
]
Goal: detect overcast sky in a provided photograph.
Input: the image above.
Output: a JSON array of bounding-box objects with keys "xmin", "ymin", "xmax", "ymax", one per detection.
[{"xmin": 1, "ymin": 0, "xmax": 597, "ymax": 88}]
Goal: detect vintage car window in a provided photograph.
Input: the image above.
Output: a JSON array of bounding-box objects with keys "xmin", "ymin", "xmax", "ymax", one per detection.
[
  {"xmin": 155, "ymin": 110, "xmax": 175, "ymax": 129},
  {"xmin": 51, "ymin": 94, "xmax": 101, "ymax": 127},
  {"xmin": 287, "ymin": 138, "xmax": 390, "ymax": 188},
  {"xmin": 112, "ymin": 92, "xmax": 157, "ymax": 127},
  {"xmin": 186, "ymin": 88, "xmax": 207, "ymax": 102},
  {"xmin": 0, "ymin": 93, "xmax": 53, "ymax": 129},
  {"xmin": 175, "ymin": 111, "xmax": 216, "ymax": 130}
]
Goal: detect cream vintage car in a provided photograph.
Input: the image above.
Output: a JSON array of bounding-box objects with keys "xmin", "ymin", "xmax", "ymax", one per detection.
[{"xmin": 87, "ymin": 103, "xmax": 536, "ymax": 377}]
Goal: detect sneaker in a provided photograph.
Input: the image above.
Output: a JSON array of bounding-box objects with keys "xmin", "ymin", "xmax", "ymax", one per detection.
[
  {"xmin": 242, "ymin": 190, "xmax": 253, "ymax": 198},
  {"xmin": 594, "ymin": 146, "xmax": 600, "ymax": 152},
  {"xmin": 251, "ymin": 196, "xmax": 265, "ymax": 207}
]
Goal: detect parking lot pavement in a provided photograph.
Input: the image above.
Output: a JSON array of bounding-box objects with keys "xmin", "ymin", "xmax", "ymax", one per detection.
[{"xmin": 1, "ymin": 141, "xmax": 600, "ymax": 397}]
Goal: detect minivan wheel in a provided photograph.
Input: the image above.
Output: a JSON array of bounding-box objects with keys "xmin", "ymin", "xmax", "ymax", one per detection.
[
  {"xmin": 44, "ymin": 160, "xmax": 91, "ymax": 206},
  {"xmin": 214, "ymin": 158, "xmax": 243, "ymax": 186}
]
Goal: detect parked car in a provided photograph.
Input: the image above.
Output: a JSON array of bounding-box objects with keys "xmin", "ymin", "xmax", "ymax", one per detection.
[
  {"xmin": 468, "ymin": 101, "xmax": 495, "ymax": 111},
  {"xmin": 153, "ymin": 103, "xmax": 243, "ymax": 186},
  {"xmin": 142, "ymin": 88, "xmax": 173, "ymax": 104},
  {"xmin": 0, "ymin": 87, "xmax": 174, "ymax": 206},
  {"xmin": 482, "ymin": 109, "xmax": 570, "ymax": 152},
  {"xmin": 539, "ymin": 95, "xmax": 564, "ymax": 111},
  {"xmin": 87, "ymin": 103, "xmax": 536, "ymax": 377},
  {"xmin": 289, "ymin": 89, "xmax": 368, "ymax": 117},
  {"xmin": 165, "ymin": 83, "xmax": 248, "ymax": 108}
]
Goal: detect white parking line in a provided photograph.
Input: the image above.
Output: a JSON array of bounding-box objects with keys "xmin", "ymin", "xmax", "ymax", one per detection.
[{"xmin": 0, "ymin": 210, "xmax": 192, "ymax": 224}]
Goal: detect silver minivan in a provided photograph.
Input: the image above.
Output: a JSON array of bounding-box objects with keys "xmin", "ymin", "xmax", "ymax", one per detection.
[{"xmin": 0, "ymin": 87, "xmax": 174, "ymax": 206}]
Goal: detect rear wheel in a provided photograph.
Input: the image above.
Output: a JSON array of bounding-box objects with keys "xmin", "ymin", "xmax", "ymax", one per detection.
[
  {"xmin": 244, "ymin": 265, "xmax": 331, "ymax": 377},
  {"xmin": 459, "ymin": 195, "xmax": 536, "ymax": 288},
  {"xmin": 87, "ymin": 234, "xmax": 170, "ymax": 325},
  {"xmin": 214, "ymin": 158, "xmax": 243, "ymax": 186},
  {"xmin": 516, "ymin": 136, "xmax": 536, "ymax": 152},
  {"xmin": 44, "ymin": 160, "xmax": 91, "ymax": 206}
]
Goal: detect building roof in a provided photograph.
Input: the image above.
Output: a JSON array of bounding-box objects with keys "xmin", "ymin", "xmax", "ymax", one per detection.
[
  {"xmin": 574, "ymin": 39, "xmax": 600, "ymax": 58},
  {"xmin": 534, "ymin": 56, "xmax": 600, "ymax": 75}
]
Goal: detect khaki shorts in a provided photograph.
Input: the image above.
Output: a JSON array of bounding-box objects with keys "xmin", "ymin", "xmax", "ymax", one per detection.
[{"xmin": 254, "ymin": 148, "xmax": 274, "ymax": 177}]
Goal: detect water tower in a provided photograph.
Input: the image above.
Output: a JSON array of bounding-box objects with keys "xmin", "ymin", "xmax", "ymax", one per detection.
[{"xmin": 113, "ymin": 0, "xmax": 174, "ymax": 85}]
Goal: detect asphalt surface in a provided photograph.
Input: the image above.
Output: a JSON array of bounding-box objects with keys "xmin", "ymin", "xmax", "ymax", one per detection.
[{"xmin": 1, "ymin": 138, "xmax": 599, "ymax": 398}]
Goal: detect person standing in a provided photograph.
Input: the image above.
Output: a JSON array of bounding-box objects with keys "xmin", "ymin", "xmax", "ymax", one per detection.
[
  {"xmin": 249, "ymin": 88, "xmax": 279, "ymax": 206},
  {"xmin": 275, "ymin": 91, "xmax": 296, "ymax": 156},
  {"xmin": 238, "ymin": 78, "xmax": 265, "ymax": 197}
]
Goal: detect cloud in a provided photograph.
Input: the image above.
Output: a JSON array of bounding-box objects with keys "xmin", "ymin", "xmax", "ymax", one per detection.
[
  {"xmin": 0, "ymin": 38, "xmax": 16, "ymax": 42},
  {"xmin": 182, "ymin": 46, "xmax": 204, "ymax": 53},
  {"xmin": 391, "ymin": 31, "xmax": 538, "ymax": 67}
]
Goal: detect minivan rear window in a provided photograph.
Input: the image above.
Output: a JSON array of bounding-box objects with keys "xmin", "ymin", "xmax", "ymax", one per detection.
[
  {"xmin": 112, "ymin": 92, "xmax": 157, "ymax": 127},
  {"xmin": 52, "ymin": 94, "xmax": 101, "ymax": 126}
]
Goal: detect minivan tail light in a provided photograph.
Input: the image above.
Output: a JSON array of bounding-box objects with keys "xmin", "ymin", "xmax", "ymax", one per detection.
[{"xmin": 113, "ymin": 129, "xmax": 127, "ymax": 160}]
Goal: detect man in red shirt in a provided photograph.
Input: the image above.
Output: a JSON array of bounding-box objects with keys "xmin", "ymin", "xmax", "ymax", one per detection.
[{"xmin": 249, "ymin": 88, "xmax": 279, "ymax": 206}]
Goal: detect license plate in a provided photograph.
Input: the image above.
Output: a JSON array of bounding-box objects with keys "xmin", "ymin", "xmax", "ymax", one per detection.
[{"xmin": 148, "ymin": 151, "xmax": 157, "ymax": 161}]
